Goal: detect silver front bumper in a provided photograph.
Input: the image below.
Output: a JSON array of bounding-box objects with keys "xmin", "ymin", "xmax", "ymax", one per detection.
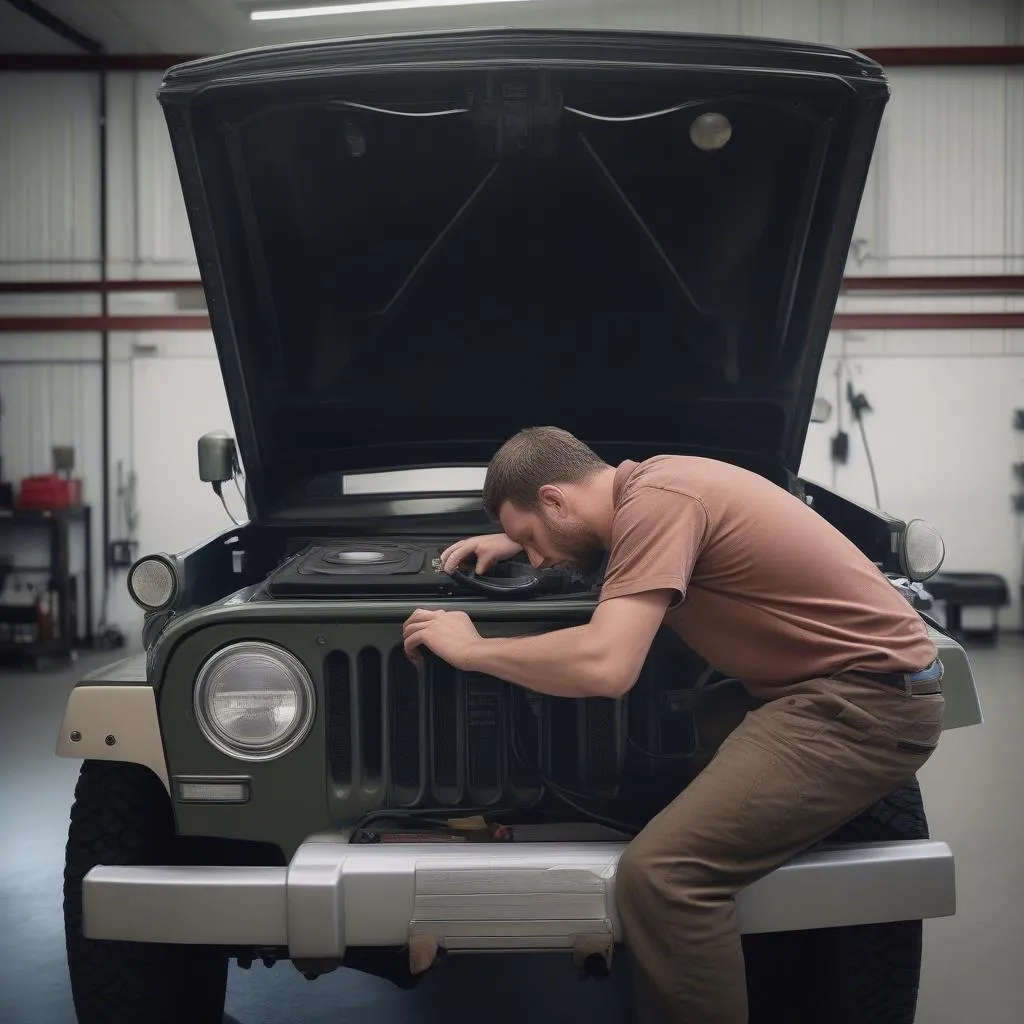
[{"xmin": 82, "ymin": 835, "xmax": 955, "ymax": 958}]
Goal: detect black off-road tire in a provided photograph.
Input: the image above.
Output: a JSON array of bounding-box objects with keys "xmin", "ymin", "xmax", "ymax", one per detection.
[
  {"xmin": 829, "ymin": 776, "xmax": 929, "ymax": 844},
  {"xmin": 745, "ymin": 778, "xmax": 929, "ymax": 1024},
  {"xmin": 63, "ymin": 760, "xmax": 229, "ymax": 1024}
]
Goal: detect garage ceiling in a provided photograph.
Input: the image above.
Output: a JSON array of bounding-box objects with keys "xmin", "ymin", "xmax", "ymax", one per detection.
[{"xmin": 1, "ymin": 0, "xmax": 682, "ymax": 55}]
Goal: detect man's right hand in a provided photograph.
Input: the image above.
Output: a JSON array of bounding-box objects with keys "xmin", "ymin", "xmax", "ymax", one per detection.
[{"xmin": 440, "ymin": 533, "xmax": 523, "ymax": 576}]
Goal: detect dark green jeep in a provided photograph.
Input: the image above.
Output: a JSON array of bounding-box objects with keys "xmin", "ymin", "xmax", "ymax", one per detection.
[{"xmin": 57, "ymin": 27, "xmax": 982, "ymax": 1024}]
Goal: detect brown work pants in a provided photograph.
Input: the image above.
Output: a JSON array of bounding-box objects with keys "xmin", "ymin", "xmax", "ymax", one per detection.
[{"xmin": 615, "ymin": 675, "xmax": 946, "ymax": 1024}]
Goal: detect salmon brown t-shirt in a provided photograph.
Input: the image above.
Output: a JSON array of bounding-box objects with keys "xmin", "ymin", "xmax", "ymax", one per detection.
[{"xmin": 598, "ymin": 456, "xmax": 937, "ymax": 698}]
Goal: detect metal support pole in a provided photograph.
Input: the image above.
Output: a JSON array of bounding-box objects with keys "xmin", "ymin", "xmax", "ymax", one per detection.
[
  {"xmin": 99, "ymin": 58, "xmax": 111, "ymax": 640},
  {"xmin": 3, "ymin": 0, "xmax": 109, "ymax": 644}
]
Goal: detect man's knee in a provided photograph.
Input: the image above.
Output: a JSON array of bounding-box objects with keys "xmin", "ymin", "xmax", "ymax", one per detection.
[
  {"xmin": 618, "ymin": 833, "xmax": 701, "ymax": 920},
  {"xmin": 618, "ymin": 823, "xmax": 743, "ymax": 928}
]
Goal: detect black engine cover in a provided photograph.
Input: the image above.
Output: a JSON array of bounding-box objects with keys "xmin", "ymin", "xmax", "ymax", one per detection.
[{"xmin": 267, "ymin": 541, "xmax": 456, "ymax": 598}]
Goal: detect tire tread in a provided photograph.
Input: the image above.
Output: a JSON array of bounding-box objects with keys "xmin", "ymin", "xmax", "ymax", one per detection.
[{"xmin": 63, "ymin": 761, "xmax": 227, "ymax": 1024}]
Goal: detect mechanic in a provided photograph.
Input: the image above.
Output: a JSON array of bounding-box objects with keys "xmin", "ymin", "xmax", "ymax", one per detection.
[{"xmin": 402, "ymin": 425, "xmax": 945, "ymax": 1024}]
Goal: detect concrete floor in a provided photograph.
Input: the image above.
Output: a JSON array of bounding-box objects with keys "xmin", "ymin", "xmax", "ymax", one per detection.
[{"xmin": 1, "ymin": 638, "xmax": 1021, "ymax": 1024}]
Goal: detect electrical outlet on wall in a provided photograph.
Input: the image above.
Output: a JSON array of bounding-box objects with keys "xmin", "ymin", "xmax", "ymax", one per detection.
[{"xmin": 109, "ymin": 540, "xmax": 138, "ymax": 568}]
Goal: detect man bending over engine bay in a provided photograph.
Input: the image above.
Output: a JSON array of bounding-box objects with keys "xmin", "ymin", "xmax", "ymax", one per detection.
[{"xmin": 401, "ymin": 425, "xmax": 945, "ymax": 1024}]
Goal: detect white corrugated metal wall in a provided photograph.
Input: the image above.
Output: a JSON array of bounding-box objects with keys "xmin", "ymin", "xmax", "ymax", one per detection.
[
  {"xmin": 1, "ymin": 0, "xmax": 1023, "ymax": 638},
  {"xmin": 108, "ymin": 71, "xmax": 197, "ymax": 279},
  {"xmin": 0, "ymin": 74, "xmax": 100, "ymax": 280},
  {"xmin": 853, "ymin": 67, "xmax": 1024, "ymax": 274},
  {"xmin": 0, "ymin": 73, "xmax": 106, "ymax": 636},
  {"xmin": 801, "ymin": 57, "xmax": 1024, "ymax": 628}
]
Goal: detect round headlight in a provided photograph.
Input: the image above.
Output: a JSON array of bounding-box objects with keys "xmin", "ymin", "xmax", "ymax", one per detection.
[
  {"xmin": 900, "ymin": 519, "xmax": 945, "ymax": 583},
  {"xmin": 128, "ymin": 555, "xmax": 179, "ymax": 611},
  {"xmin": 194, "ymin": 642, "xmax": 315, "ymax": 761}
]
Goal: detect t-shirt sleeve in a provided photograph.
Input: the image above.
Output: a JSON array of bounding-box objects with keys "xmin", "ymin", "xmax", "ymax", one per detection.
[{"xmin": 598, "ymin": 486, "xmax": 709, "ymax": 608}]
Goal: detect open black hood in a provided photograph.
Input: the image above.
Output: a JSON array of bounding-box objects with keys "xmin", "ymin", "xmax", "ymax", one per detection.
[{"xmin": 158, "ymin": 29, "xmax": 888, "ymax": 518}]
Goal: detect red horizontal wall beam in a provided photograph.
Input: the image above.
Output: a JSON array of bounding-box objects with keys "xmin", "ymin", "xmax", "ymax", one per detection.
[
  {"xmin": 0, "ymin": 315, "xmax": 210, "ymax": 332},
  {"xmin": 2, "ymin": 312, "xmax": 1024, "ymax": 333},
  {"xmin": 840, "ymin": 275, "xmax": 1024, "ymax": 293},
  {"xmin": 2, "ymin": 275, "xmax": 1023, "ymax": 295},
  {"xmin": 831, "ymin": 313, "xmax": 1024, "ymax": 330},
  {"xmin": 2, "ymin": 46, "xmax": 1023, "ymax": 73},
  {"xmin": 0, "ymin": 53, "xmax": 203, "ymax": 72},
  {"xmin": 0, "ymin": 279, "xmax": 202, "ymax": 294}
]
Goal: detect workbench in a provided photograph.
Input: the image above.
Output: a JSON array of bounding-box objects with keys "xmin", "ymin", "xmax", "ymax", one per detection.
[{"xmin": 0, "ymin": 505, "xmax": 93, "ymax": 667}]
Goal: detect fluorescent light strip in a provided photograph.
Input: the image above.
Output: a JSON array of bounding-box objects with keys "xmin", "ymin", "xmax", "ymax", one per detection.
[{"xmin": 251, "ymin": 0, "xmax": 541, "ymax": 21}]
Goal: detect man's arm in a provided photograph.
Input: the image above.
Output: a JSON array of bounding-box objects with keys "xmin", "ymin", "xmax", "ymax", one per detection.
[
  {"xmin": 464, "ymin": 590, "xmax": 673, "ymax": 699},
  {"xmin": 404, "ymin": 485, "xmax": 706, "ymax": 696}
]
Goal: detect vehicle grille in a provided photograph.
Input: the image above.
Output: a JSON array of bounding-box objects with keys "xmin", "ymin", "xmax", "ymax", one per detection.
[{"xmin": 325, "ymin": 644, "xmax": 627, "ymax": 820}]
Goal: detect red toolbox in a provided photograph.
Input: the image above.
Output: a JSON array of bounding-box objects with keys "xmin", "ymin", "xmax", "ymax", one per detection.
[{"xmin": 16, "ymin": 474, "xmax": 82, "ymax": 510}]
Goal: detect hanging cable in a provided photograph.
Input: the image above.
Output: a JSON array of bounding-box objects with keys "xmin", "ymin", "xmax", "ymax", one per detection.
[
  {"xmin": 627, "ymin": 734, "xmax": 693, "ymax": 761},
  {"xmin": 213, "ymin": 482, "xmax": 241, "ymax": 527},
  {"xmin": 543, "ymin": 785, "xmax": 638, "ymax": 836},
  {"xmin": 856, "ymin": 414, "xmax": 882, "ymax": 509},
  {"xmin": 509, "ymin": 710, "xmax": 638, "ymax": 834},
  {"xmin": 832, "ymin": 361, "xmax": 843, "ymax": 490},
  {"xmin": 329, "ymin": 100, "xmax": 469, "ymax": 118},
  {"xmin": 565, "ymin": 99, "xmax": 712, "ymax": 123},
  {"xmin": 846, "ymin": 379, "xmax": 881, "ymax": 508}
]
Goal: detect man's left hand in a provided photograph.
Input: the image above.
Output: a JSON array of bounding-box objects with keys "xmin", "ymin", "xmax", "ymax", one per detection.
[{"xmin": 402, "ymin": 608, "xmax": 481, "ymax": 669}]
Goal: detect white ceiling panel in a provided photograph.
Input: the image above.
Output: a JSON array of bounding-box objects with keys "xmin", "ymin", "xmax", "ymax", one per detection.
[
  {"xmin": 37, "ymin": 0, "xmax": 223, "ymax": 52},
  {"xmin": 0, "ymin": 2, "xmax": 85, "ymax": 53}
]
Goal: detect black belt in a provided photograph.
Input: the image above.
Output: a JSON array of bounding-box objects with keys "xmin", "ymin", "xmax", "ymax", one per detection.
[{"xmin": 854, "ymin": 658, "xmax": 943, "ymax": 696}]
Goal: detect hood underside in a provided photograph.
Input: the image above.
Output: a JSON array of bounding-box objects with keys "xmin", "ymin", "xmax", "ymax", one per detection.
[{"xmin": 158, "ymin": 29, "xmax": 888, "ymax": 518}]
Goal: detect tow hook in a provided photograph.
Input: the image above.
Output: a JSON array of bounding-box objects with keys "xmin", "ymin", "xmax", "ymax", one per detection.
[
  {"xmin": 573, "ymin": 934, "xmax": 613, "ymax": 980},
  {"xmin": 237, "ymin": 948, "xmax": 283, "ymax": 970}
]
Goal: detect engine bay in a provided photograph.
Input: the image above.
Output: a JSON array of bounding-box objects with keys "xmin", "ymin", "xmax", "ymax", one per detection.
[{"xmin": 263, "ymin": 537, "xmax": 600, "ymax": 601}]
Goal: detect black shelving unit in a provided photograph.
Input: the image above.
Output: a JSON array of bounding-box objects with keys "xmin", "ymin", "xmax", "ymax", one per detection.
[{"xmin": 0, "ymin": 505, "xmax": 93, "ymax": 667}]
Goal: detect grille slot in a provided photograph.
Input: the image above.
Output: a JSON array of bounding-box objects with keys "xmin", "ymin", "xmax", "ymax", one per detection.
[
  {"xmin": 325, "ymin": 652, "xmax": 352, "ymax": 790},
  {"xmin": 429, "ymin": 659, "xmax": 462, "ymax": 804},
  {"xmin": 549, "ymin": 697, "xmax": 580, "ymax": 783},
  {"xmin": 465, "ymin": 674, "xmax": 502, "ymax": 804},
  {"xmin": 390, "ymin": 647, "xmax": 425, "ymax": 806},
  {"xmin": 584, "ymin": 698, "xmax": 623, "ymax": 797},
  {"xmin": 510, "ymin": 690, "xmax": 543, "ymax": 788},
  {"xmin": 357, "ymin": 647, "xmax": 383, "ymax": 788}
]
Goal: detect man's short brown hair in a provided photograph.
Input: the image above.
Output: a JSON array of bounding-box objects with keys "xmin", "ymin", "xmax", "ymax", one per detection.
[{"xmin": 482, "ymin": 426, "xmax": 608, "ymax": 520}]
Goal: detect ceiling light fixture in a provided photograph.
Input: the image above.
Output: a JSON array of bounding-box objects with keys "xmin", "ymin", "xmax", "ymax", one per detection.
[{"xmin": 250, "ymin": 0, "xmax": 541, "ymax": 21}]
